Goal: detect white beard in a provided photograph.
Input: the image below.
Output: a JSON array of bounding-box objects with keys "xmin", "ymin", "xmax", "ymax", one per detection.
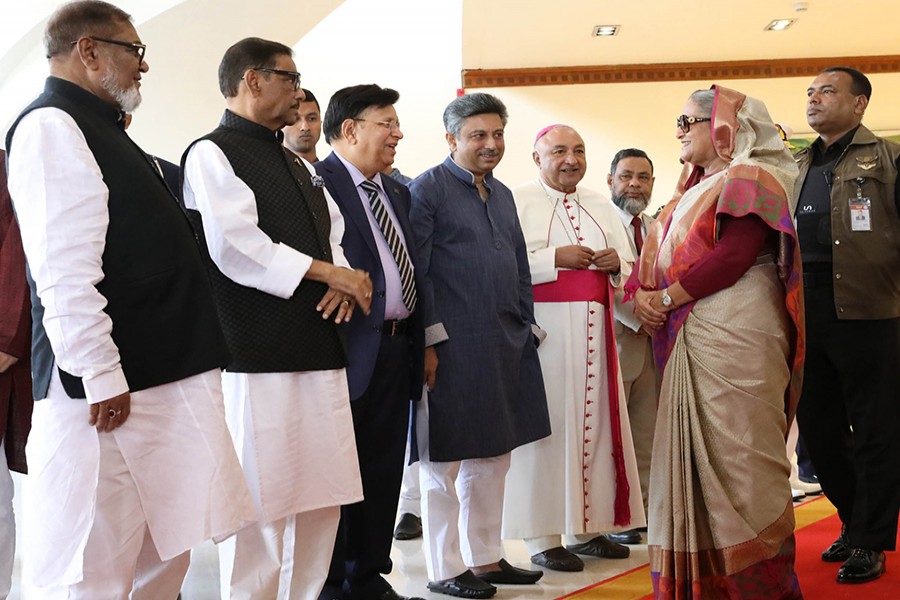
[
  {"xmin": 612, "ymin": 194, "xmax": 650, "ymax": 217},
  {"xmin": 101, "ymin": 65, "xmax": 142, "ymax": 113}
]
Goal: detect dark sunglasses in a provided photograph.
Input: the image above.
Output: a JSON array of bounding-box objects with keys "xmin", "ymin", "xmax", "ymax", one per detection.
[{"xmin": 676, "ymin": 115, "xmax": 711, "ymax": 133}]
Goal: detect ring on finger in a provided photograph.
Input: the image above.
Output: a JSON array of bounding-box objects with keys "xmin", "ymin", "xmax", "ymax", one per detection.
[{"xmin": 108, "ymin": 408, "xmax": 122, "ymax": 418}]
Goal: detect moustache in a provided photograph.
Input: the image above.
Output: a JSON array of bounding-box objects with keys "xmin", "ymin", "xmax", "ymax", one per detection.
[{"xmin": 479, "ymin": 150, "xmax": 500, "ymax": 158}]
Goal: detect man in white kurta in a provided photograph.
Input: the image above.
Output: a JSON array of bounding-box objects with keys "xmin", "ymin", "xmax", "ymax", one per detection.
[
  {"xmin": 6, "ymin": 4, "xmax": 255, "ymax": 598},
  {"xmin": 504, "ymin": 125, "xmax": 645, "ymax": 572},
  {"xmin": 183, "ymin": 38, "xmax": 369, "ymax": 600}
]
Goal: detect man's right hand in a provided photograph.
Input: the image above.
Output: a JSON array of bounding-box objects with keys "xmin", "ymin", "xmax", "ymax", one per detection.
[
  {"xmin": 89, "ymin": 391, "xmax": 131, "ymax": 433},
  {"xmin": 555, "ymin": 245, "xmax": 595, "ymax": 269},
  {"xmin": 308, "ymin": 261, "xmax": 373, "ymax": 316},
  {"xmin": 424, "ymin": 346, "xmax": 438, "ymax": 391}
]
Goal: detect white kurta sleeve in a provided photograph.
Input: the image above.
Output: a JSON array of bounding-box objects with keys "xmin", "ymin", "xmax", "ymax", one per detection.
[
  {"xmin": 183, "ymin": 140, "xmax": 318, "ymax": 299},
  {"xmin": 8, "ymin": 109, "xmax": 127, "ymax": 403}
]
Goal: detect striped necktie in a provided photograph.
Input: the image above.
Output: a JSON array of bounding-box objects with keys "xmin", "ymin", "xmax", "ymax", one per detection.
[{"xmin": 360, "ymin": 179, "xmax": 416, "ymax": 312}]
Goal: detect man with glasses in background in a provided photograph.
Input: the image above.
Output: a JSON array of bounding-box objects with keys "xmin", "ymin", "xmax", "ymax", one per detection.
[
  {"xmin": 183, "ymin": 37, "xmax": 372, "ymax": 599},
  {"xmin": 315, "ymin": 84, "xmax": 426, "ymax": 600},
  {"xmin": 5, "ymin": 2, "xmax": 254, "ymax": 597}
]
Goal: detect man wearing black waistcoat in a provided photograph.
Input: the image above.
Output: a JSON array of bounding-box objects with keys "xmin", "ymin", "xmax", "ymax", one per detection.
[
  {"xmin": 183, "ymin": 38, "xmax": 373, "ymax": 599},
  {"xmin": 5, "ymin": 2, "xmax": 254, "ymax": 597},
  {"xmin": 315, "ymin": 85, "xmax": 425, "ymax": 600},
  {"xmin": 794, "ymin": 66, "xmax": 900, "ymax": 585}
]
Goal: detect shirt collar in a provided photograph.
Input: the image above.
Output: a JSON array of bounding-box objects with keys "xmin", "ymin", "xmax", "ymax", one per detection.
[
  {"xmin": 334, "ymin": 151, "xmax": 385, "ymax": 191},
  {"xmin": 443, "ymin": 155, "xmax": 496, "ymax": 189},
  {"xmin": 219, "ymin": 109, "xmax": 284, "ymax": 143},
  {"xmin": 812, "ymin": 126, "xmax": 858, "ymax": 158}
]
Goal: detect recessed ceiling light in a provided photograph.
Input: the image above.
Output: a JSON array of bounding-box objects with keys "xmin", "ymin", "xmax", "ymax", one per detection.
[
  {"xmin": 592, "ymin": 25, "xmax": 620, "ymax": 37},
  {"xmin": 765, "ymin": 18, "xmax": 795, "ymax": 31}
]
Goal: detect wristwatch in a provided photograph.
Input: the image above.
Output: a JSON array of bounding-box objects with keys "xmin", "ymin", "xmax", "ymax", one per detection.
[{"xmin": 661, "ymin": 288, "xmax": 674, "ymax": 308}]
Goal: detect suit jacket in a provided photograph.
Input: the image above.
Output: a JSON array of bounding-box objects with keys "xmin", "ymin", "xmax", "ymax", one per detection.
[
  {"xmin": 316, "ymin": 152, "xmax": 425, "ymax": 401},
  {"xmin": 612, "ymin": 211, "xmax": 655, "ymax": 382}
]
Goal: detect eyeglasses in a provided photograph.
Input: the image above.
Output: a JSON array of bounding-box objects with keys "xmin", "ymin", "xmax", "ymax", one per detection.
[
  {"xmin": 676, "ymin": 115, "xmax": 711, "ymax": 133},
  {"xmin": 71, "ymin": 36, "xmax": 146, "ymax": 62},
  {"xmin": 252, "ymin": 67, "xmax": 302, "ymax": 91},
  {"xmin": 353, "ymin": 118, "xmax": 401, "ymax": 132}
]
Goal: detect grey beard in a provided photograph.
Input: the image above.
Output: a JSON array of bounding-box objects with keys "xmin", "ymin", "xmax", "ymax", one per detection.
[
  {"xmin": 611, "ymin": 193, "xmax": 649, "ymax": 217},
  {"xmin": 101, "ymin": 66, "xmax": 142, "ymax": 113}
]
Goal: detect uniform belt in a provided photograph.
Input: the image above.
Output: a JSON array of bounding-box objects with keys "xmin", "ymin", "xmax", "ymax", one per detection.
[{"xmin": 381, "ymin": 319, "xmax": 408, "ymax": 336}]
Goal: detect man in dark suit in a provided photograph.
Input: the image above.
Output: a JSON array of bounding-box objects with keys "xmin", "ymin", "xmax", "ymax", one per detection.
[{"xmin": 316, "ymin": 84, "xmax": 425, "ymax": 600}]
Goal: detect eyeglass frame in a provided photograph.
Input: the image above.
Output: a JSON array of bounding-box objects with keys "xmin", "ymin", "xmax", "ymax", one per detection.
[
  {"xmin": 70, "ymin": 36, "xmax": 146, "ymax": 63},
  {"xmin": 676, "ymin": 114, "xmax": 712, "ymax": 133},
  {"xmin": 352, "ymin": 118, "xmax": 401, "ymax": 132},
  {"xmin": 248, "ymin": 67, "xmax": 302, "ymax": 91}
]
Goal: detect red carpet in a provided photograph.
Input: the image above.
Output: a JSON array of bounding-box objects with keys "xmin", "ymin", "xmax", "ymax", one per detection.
[
  {"xmin": 794, "ymin": 505, "xmax": 898, "ymax": 599},
  {"xmin": 566, "ymin": 496, "xmax": 898, "ymax": 599}
]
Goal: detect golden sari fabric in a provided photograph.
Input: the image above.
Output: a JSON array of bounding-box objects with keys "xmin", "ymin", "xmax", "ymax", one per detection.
[{"xmin": 641, "ymin": 87, "xmax": 805, "ymax": 599}]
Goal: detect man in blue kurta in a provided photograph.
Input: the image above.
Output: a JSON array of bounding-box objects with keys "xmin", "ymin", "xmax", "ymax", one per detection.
[{"xmin": 408, "ymin": 93, "xmax": 551, "ymax": 599}]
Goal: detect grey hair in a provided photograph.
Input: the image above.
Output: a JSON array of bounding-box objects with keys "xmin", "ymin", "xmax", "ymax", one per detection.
[
  {"xmin": 443, "ymin": 93, "xmax": 508, "ymax": 137},
  {"xmin": 688, "ymin": 89, "xmax": 715, "ymax": 118}
]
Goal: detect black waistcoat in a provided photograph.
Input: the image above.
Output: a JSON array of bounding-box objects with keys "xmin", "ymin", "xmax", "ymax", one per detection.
[
  {"xmin": 184, "ymin": 110, "xmax": 346, "ymax": 373},
  {"xmin": 5, "ymin": 77, "xmax": 229, "ymax": 398}
]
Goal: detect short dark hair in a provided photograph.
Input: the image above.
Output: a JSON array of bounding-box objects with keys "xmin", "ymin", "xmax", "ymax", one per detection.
[
  {"xmin": 45, "ymin": 0, "xmax": 132, "ymax": 59},
  {"xmin": 300, "ymin": 88, "xmax": 319, "ymax": 111},
  {"xmin": 443, "ymin": 93, "xmax": 508, "ymax": 137},
  {"xmin": 322, "ymin": 84, "xmax": 400, "ymax": 144},
  {"xmin": 218, "ymin": 37, "xmax": 293, "ymax": 98},
  {"xmin": 610, "ymin": 148, "xmax": 654, "ymax": 176},
  {"xmin": 822, "ymin": 66, "xmax": 872, "ymax": 100}
]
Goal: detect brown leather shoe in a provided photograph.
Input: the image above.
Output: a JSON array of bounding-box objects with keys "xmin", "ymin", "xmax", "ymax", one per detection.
[{"xmin": 530, "ymin": 546, "xmax": 584, "ymax": 571}]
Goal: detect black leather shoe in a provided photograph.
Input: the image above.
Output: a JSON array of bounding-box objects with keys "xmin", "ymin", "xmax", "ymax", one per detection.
[
  {"xmin": 377, "ymin": 588, "xmax": 425, "ymax": 600},
  {"xmin": 531, "ymin": 546, "xmax": 584, "ymax": 571},
  {"xmin": 567, "ymin": 535, "xmax": 630, "ymax": 559},
  {"xmin": 393, "ymin": 512, "xmax": 423, "ymax": 540},
  {"xmin": 822, "ymin": 526, "xmax": 851, "ymax": 562},
  {"xmin": 427, "ymin": 570, "xmax": 496, "ymax": 598},
  {"xmin": 605, "ymin": 529, "xmax": 643, "ymax": 545},
  {"xmin": 836, "ymin": 548, "xmax": 886, "ymax": 584},
  {"xmin": 477, "ymin": 559, "xmax": 543, "ymax": 584}
]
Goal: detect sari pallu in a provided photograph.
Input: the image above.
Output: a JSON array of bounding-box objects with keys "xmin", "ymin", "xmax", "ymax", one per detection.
[{"xmin": 632, "ymin": 86, "xmax": 805, "ymax": 599}]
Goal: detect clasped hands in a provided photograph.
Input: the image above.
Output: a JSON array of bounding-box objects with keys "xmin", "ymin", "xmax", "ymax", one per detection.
[
  {"xmin": 317, "ymin": 267, "xmax": 373, "ymax": 322},
  {"xmin": 555, "ymin": 244, "xmax": 620, "ymax": 273}
]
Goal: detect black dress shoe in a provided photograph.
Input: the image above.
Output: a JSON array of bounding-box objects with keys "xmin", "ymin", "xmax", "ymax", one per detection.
[
  {"xmin": 605, "ymin": 529, "xmax": 643, "ymax": 545},
  {"xmin": 822, "ymin": 526, "xmax": 851, "ymax": 562},
  {"xmin": 531, "ymin": 546, "xmax": 584, "ymax": 572},
  {"xmin": 477, "ymin": 559, "xmax": 543, "ymax": 584},
  {"xmin": 377, "ymin": 588, "xmax": 425, "ymax": 600},
  {"xmin": 427, "ymin": 570, "xmax": 496, "ymax": 598},
  {"xmin": 836, "ymin": 548, "xmax": 886, "ymax": 584},
  {"xmin": 566, "ymin": 535, "xmax": 630, "ymax": 559},
  {"xmin": 393, "ymin": 512, "xmax": 423, "ymax": 540}
]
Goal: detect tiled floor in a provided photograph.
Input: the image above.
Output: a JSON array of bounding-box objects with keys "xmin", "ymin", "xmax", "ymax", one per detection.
[{"xmin": 9, "ymin": 469, "xmax": 650, "ymax": 599}]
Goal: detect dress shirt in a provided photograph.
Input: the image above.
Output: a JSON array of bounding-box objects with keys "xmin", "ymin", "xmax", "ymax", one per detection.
[
  {"xmin": 183, "ymin": 142, "xmax": 351, "ymax": 299},
  {"xmin": 612, "ymin": 202, "xmax": 646, "ymax": 252},
  {"xmin": 8, "ymin": 108, "xmax": 128, "ymax": 403},
  {"xmin": 333, "ymin": 152, "xmax": 411, "ymax": 321}
]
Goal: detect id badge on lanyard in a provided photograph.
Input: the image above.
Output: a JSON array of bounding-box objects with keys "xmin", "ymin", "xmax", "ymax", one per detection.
[{"xmin": 849, "ymin": 177, "xmax": 872, "ymax": 232}]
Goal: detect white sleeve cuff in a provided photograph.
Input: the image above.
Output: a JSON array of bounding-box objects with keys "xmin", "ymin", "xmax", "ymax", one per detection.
[
  {"xmin": 83, "ymin": 366, "xmax": 129, "ymax": 404},
  {"xmin": 257, "ymin": 243, "xmax": 312, "ymax": 299}
]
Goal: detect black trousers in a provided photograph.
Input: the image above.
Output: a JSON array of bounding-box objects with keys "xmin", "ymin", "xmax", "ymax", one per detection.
[
  {"xmin": 321, "ymin": 333, "xmax": 412, "ymax": 600},
  {"xmin": 796, "ymin": 282, "xmax": 900, "ymax": 551}
]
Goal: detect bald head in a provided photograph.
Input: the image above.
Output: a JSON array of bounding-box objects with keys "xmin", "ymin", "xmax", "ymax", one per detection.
[{"xmin": 532, "ymin": 126, "xmax": 586, "ymax": 193}]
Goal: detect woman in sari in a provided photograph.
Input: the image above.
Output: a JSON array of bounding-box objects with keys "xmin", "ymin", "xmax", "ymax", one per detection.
[{"xmin": 629, "ymin": 85, "xmax": 805, "ymax": 599}]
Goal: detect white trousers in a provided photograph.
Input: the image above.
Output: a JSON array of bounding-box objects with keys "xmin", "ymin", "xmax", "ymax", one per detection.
[
  {"xmin": 417, "ymin": 391, "xmax": 510, "ymax": 581},
  {"xmin": 398, "ymin": 437, "xmax": 421, "ymax": 517},
  {"xmin": 29, "ymin": 426, "xmax": 190, "ymax": 600},
  {"xmin": 0, "ymin": 442, "xmax": 14, "ymax": 600},
  {"xmin": 218, "ymin": 505, "xmax": 340, "ymax": 600}
]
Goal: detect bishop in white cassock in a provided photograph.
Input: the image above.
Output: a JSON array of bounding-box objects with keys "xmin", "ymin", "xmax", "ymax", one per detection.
[{"xmin": 503, "ymin": 125, "xmax": 645, "ymax": 572}]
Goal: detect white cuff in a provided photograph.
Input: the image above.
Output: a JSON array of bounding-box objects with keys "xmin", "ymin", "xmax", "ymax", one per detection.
[
  {"xmin": 257, "ymin": 243, "xmax": 312, "ymax": 299},
  {"xmin": 83, "ymin": 366, "xmax": 129, "ymax": 404}
]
